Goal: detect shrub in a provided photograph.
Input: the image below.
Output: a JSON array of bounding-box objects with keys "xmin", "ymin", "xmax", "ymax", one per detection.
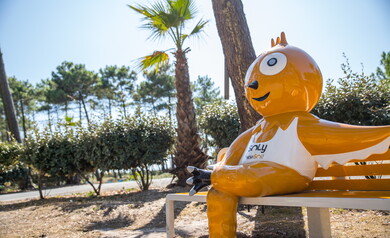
[
  {"xmin": 199, "ymin": 101, "xmax": 241, "ymax": 150},
  {"xmin": 76, "ymin": 111, "xmax": 174, "ymax": 193},
  {"xmin": 0, "ymin": 141, "xmax": 30, "ymax": 190},
  {"xmin": 122, "ymin": 112, "xmax": 174, "ymax": 190},
  {"xmin": 0, "ymin": 141, "xmax": 22, "ymax": 173},
  {"xmin": 312, "ymin": 54, "xmax": 390, "ymax": 125},
  {"xmin": 22, "ymin": 128, "xmax": 86, "ymax": 198},
  {"xmin": 19, "ymin": 112, "xmax": 174, "ymax": 197}
]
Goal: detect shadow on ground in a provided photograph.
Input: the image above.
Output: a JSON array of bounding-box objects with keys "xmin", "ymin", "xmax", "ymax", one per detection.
[
  {"xmin": 85, "ymin": 213, "xmax": 134, "ymax": 231},
  {"xmin": 241, "ymin": 205, "xmax": 306, "ymax": 237},
  {"xmin": 0, "ymin": 188, "xmax": 167, "ymax": 213}
]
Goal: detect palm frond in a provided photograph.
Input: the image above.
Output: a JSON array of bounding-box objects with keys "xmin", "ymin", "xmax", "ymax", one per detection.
[
  {"xmin": 136, "ymin": 51, "xmax": 170, "ymax": 73},
  {"xmin": 129, "ymin": 3, "xmax": 171, "ymax": 40},
  {"xmin": 130, "ymin": 0, "xmax": 206, "ymax": 49},
  {"xmin": 185, "ymin": 19, "xmax": 208, "ymax": 41},
  {"xmin": 169, "ymin": 0, "xmax": 196, "ymax": 21}
]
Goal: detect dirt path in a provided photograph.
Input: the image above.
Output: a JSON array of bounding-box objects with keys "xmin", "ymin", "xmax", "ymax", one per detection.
[{"xmin": 0, "ymin": 182, "xmax": 389, "ymax": 237}]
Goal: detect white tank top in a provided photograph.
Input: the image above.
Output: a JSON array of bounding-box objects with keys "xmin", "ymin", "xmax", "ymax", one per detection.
[
  {"xmin": 238, "ymin": 117, "xmax": 317, "ymax": 179},
  {"xmin": 238, "ymin": 117, "xmax": 390, "ymax": 179}
]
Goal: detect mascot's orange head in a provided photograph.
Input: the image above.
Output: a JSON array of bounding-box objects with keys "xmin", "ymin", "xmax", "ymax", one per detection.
[{"xmin": 245, "ymin": 32, "xmax": 323, "ymax": 117}]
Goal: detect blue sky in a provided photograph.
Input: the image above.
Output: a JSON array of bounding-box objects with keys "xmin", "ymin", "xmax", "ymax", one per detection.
[{"xmin": 0, "ymin": 0, "xmax": 389, "ymax": 96}]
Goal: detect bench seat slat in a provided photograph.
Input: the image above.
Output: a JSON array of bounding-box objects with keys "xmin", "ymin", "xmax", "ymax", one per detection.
[
  {"xmin": 169, "ymin": 191, "xmax": 390, "ymax": 199},
  {"xmin": 166, "ymin": 191, "xmax": 390, "ymax": 210},
  {"xmin": 315, "ymin": 163, "xmax": 390, "ymax": 177}
]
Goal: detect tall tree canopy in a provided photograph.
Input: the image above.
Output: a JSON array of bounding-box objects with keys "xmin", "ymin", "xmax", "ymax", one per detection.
[
  {"xmin": 99, "ymin": 65, "xmax": 137, "ymax": 118},
  {"xmin": 8, "ymin": 77, "xmax": 36, "ymax": 138},
  {"xmin": 192, "ymin": 75, "xmax": 222, "ymax": 116},
  {"xmin": 376, "ymin": 51, "xmax": 390, "ymax": 82},
  {"xmin": 51, "ymin": 61, "xmax": 99, "ymax": 125},
  {"xmin": 130, "ymin": 0, "xmax": 210, "ymax": 185},
  {"xmin": 134, "ymin": 64, "xmax": 175, "ymax": 117}
]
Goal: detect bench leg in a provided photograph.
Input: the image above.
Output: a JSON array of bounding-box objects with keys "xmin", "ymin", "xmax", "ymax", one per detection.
[
  {"xmin": 166, "ymin": 199, "xmax": 175, "ymax": 238},
  {"xmin": 307, "ymin": 207, "xmax": 331, "ymax": 238}
]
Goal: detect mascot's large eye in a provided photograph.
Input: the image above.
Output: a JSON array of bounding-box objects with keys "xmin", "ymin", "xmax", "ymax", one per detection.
[
  {"xmin": 244, "ymin": 59, "xmax": 258, "ymax": 84},
  {"xmin": 259, "ymin": 52, "xmax": 287, "ymax": 75}
]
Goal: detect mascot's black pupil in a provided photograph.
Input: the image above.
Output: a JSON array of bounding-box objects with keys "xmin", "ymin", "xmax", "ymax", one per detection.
[{"xmin": 267, "ymin": 58, "xmax": 277, "ymax": 66}]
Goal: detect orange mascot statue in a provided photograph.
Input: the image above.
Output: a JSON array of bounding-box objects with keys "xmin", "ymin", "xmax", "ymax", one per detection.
[{"xmin": 186, "ymin": 32, "xmax": 390, "ymax": 237}]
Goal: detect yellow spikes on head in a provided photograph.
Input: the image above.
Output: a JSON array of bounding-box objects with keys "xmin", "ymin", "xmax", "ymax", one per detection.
[{"xmin": 271, "ymin": 32, "xmax": 288, "ymax": 47}]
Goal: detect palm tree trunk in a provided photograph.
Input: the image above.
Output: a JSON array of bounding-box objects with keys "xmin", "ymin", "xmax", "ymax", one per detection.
[
  {"xmin": 171, "ymin": 49, "xmax": 210, "ymax": 186},
  {"xmin": 0, "ymin": 49, "xmax": 21, "ymax": 143},
  {"xmin": 211, "ymin": 0, "xmax": 262, "ymax": 131}
]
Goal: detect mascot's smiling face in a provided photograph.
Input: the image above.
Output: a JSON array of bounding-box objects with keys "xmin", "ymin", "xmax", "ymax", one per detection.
[{"xmin": 245, "ymin": 33, "xmax": 323, "ymax": 117}]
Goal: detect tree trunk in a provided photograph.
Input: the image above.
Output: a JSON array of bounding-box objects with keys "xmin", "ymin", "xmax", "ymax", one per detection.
[
  {"xmin": 171, "ymin": 49, "xmax": 210, "ymax": 186},
  {"xmin": 79, "ymin": 171, "xmax": 100, "ymax": 196},
  {"xmin": 65, "ymin": 101, "xmax": 68, "ymax": 117},
  {"xmin": 47, "ymin": 107, "xmax": 52, "ymax": 132},
  {"xmin": 211, "ymin": 0, "xmax": 262, "ymax": 131},
  {"xmin": 81, "ymin": 97, "xmax": 90, "ymax": 125},
  {"xmin": 38, "ymin": 173, "xmax": 44, "ymax": 199},
  {"xmin": 0, "ymin": 49, "xmax": 21, "ymax": 142},
  {"xmin": 78, "ymin": 100, "xmax": 82, "ymax": 124},
  {"xmin": 0, "ymin": 107, "xmax": 6, "ymax": 141},
  {"xmin": 20, "ymin": 99, "xmax": 27, "ymax": 139},
  {"xmin": 224, "ymin": 58, "xmax": 230, "ymax": 99},
  {"xmin": 96, "ymin": 171, "xmax": 104, "ymax": 195},
  {"xmin": 55, "ymin": 105, "xmax": 59, "ymax": 122},
  {"xmin": 122, "ymin": 99, "xmax": 126, "ymax": 118},
  {"xmin": 108, "ymin": 98, "xmax": 112, "ymax": 118}
]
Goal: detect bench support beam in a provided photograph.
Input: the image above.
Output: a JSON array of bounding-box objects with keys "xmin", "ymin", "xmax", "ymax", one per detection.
[
  {"xmin": 307, "ymin": 207, "xmax": 331, "ymax": 238},
  {"xmin": 166, "ymin": 199, "xmax": 175, "ymax": 238}
]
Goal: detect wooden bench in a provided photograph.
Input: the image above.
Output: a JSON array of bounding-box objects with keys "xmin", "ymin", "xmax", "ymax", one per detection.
[{"xmin": 166, "ymin": 149, "xmax": 390, "ymax": 238}]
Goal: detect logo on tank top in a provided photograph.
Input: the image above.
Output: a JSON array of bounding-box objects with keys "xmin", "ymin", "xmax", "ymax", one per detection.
[{"xmin": 245, "ymin": 143, "xmax": 268, "ymax": 161}]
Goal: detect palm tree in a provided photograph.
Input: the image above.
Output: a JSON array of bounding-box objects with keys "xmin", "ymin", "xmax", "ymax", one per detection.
[{"xmin": 130, "ymin": 0, "xmax": 210, "ymax": 186}]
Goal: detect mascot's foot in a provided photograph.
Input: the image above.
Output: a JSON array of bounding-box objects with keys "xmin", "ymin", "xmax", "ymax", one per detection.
[{"xmin": 186, "ymin": 166, "xmax": 211, "ymax": 196}]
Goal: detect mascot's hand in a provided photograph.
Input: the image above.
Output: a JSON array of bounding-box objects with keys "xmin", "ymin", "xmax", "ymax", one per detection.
[{"xmin": 186, "ymin": 166, "xmax": 211, "ymax": 196}]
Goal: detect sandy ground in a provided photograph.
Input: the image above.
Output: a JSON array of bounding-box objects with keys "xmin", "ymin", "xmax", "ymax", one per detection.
[{"xmin": 0, "ymin": 181, "xmax": 389, "ymax": 238}]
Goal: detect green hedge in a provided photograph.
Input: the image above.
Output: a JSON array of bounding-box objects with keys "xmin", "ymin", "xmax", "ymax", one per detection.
[
  {"xmin": 312, "ymin": 56, "xmax": 389, "ymax": 125},
  {"xmin": 199, "ymin": 101, "xmax": 241, "ymax": 150},
  {"xmin": 1, "ymin": 112, "xmax": 174, "ymax": 197}
]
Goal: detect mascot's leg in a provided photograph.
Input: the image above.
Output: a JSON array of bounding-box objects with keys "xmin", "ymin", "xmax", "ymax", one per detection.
[
  {"xmin": 207, "ymin": 187, "xmax": 238, "ymax": 238},
  {"xmin": 207, "ymin": 162, "xmax": 310, "ymax": 237}
]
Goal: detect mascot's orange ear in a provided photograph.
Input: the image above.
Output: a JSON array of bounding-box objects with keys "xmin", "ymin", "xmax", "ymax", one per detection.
[{"xmin": 271, "ymin": 32, "xmax": 288, "ymax": 47}]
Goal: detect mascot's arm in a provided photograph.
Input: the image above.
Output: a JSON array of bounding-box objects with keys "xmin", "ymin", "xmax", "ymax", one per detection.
[
  {"xmin": 219, "ymin": 127, "xmax": 254, "ymax": 166},
  {"xmin": 299, "ymin": 118, "xmax": 390, "ymax": 169},
  {"xmin": 186, "ymin": 127, "xmax": 254, "ymax": 195}
]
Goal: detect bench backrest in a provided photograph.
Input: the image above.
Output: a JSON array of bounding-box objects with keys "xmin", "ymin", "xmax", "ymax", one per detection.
[
  {"xmin": 308, "ymin": 149, "xmax": 390, "ymax": 191},
  {"xmin": 217, "ymin": 148, "xmax": 390, "ymax": 192}
]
